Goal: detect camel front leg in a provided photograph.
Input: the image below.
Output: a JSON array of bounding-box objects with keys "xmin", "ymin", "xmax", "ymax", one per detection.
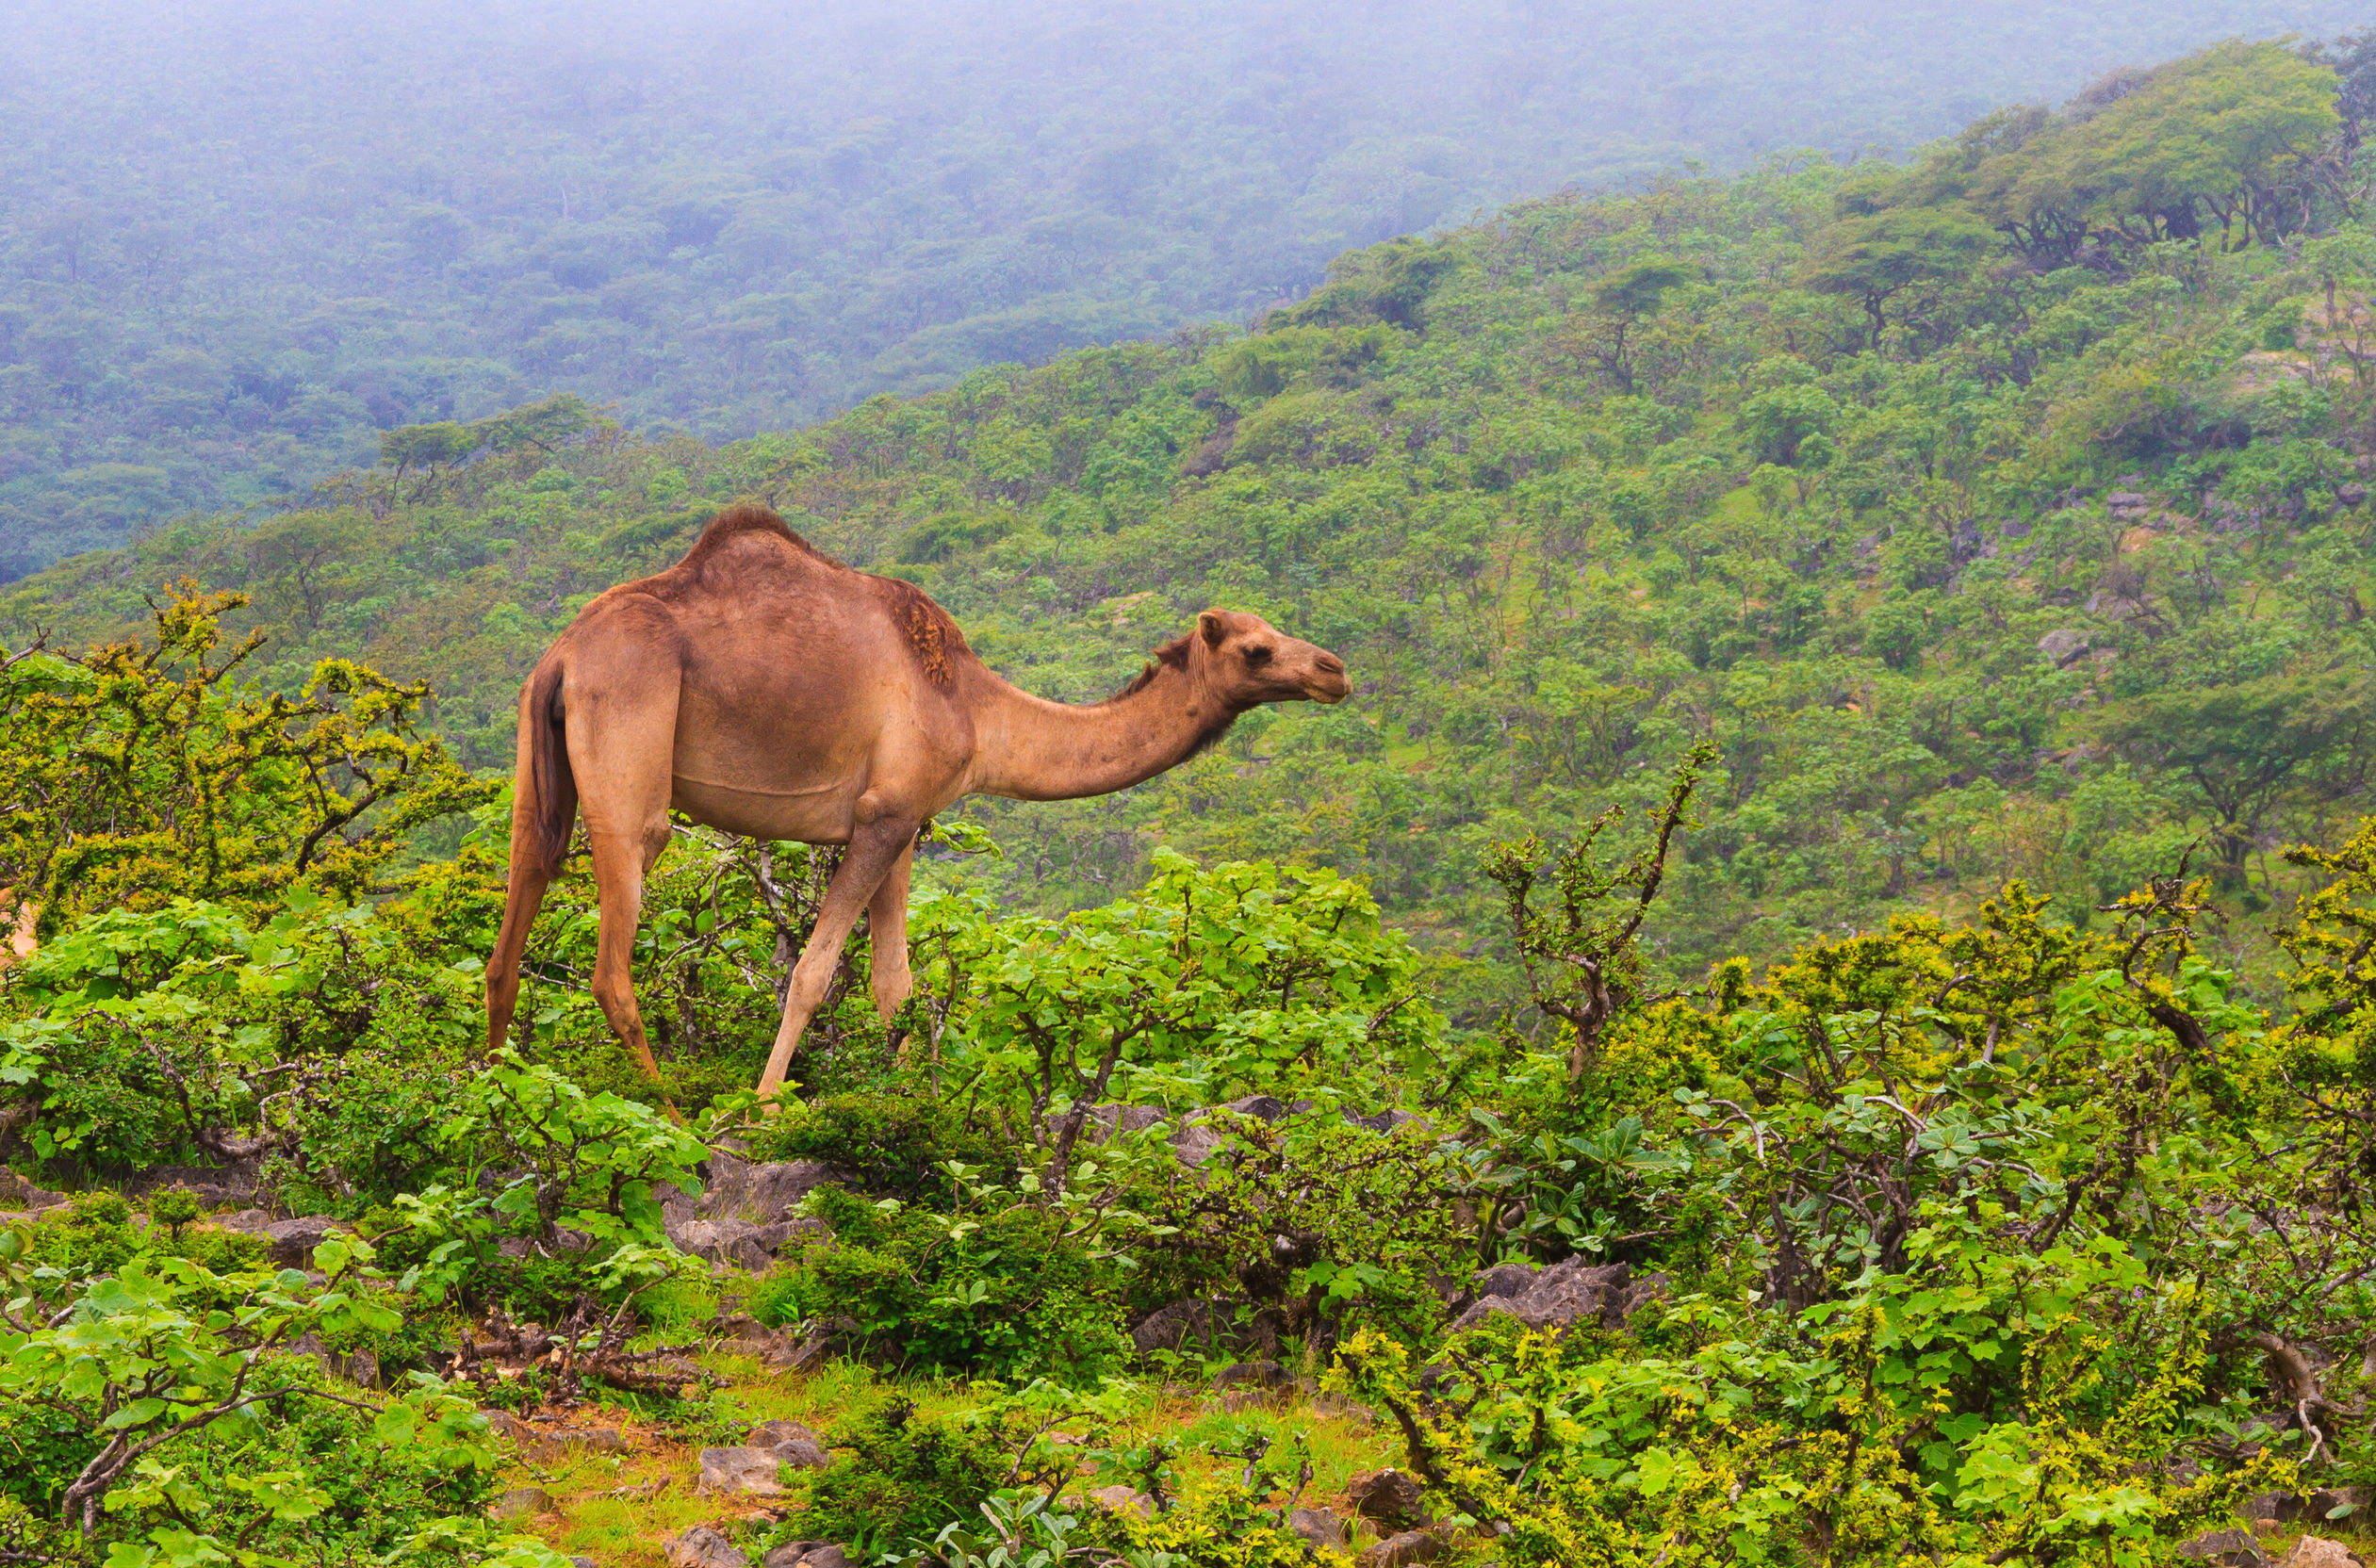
[
  {"xmin": 758, "ymin": 816, "xmax": 918, "ymax": 1101},
  {"xmin": 868, "ymin": 842, "xmax": 916, "ymax": 1032}
]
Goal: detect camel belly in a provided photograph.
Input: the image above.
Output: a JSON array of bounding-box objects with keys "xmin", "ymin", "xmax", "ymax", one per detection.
[{"xmin": 670, "ymin": 774, "xmax": 857, "ymax": 843}]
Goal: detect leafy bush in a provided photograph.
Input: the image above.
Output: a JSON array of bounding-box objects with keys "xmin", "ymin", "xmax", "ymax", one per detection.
[
  {"xmin": 787, "ymin": 1401, "xmax": 1023, "ymax": 1552},
  {"xmin": 755, "ymin": 1185, "xmax": 1128, "ymax": 1383}
]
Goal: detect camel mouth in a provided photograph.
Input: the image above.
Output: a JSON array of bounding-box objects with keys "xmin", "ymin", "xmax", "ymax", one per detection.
[{"xmin": 1304, "ymin": 675, "xmax": 1352, "ymax": 704}]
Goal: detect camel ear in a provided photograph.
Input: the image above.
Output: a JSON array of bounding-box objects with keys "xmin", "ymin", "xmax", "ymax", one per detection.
[{"xmin": 1198, "ymin": 610, "xmax": 1229, "ymax": 647}]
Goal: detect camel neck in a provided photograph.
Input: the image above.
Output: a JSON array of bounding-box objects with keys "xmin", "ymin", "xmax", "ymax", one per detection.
[{"xmin": 968, "ymin": 659, "xmax": 1237, "ymax": 802}]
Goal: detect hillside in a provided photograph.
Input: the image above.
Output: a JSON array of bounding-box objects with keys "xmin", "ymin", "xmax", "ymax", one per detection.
[
  {"xmin": 2, "ymin": 0, "xmax": 2371, "ymax": 575},
  {"xmin": 19, "ymin": 35, "xmax": 2376, "ymax": 1006},
  {"xmin": 11, "ymin": 35, "xmax": 2376, "ymax": 1568}
]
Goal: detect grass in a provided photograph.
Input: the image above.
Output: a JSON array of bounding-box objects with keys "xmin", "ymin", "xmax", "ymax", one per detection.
[{"xmin": 500, "ymin": 1350, "xmax": 1406, "ymax": 1565}]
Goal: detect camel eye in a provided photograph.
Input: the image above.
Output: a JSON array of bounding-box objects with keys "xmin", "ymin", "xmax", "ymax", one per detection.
[{"xmin": 1244, "ymin": 645, "xmax": 1273, "ymax": 666}]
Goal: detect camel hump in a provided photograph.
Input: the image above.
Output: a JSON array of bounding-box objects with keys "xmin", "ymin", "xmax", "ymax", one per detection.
[
  {"xmin": 680, "ymin": 501, "xmax": 831, "ymax": 566},
  {"xmin": 872, "ymin": 575, "xmax": 975, "ymax": 688}
]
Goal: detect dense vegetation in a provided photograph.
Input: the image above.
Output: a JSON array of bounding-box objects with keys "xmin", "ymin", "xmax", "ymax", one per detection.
[
  {"xmin": 3, "ymin": 0, "xmax": 2369, "ymax": 575},
  {"xmin": 13, "ymin": 29, "xmax": 2376, "ymax": 1568}
]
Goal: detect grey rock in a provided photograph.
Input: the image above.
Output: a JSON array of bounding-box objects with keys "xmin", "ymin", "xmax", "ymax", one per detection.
[
  {"xmin": 747, "ymin": 1418, "xmax": 817, "ymax": 1449},
  {"xmin": 483, "ymin": 1410, "xmax": 548, "ymax": 1458},
  {"xmin": 1356, "ymin": 1530, "xmax": 1441, "ymax": 1568},
  {"xmin": 556, "ymin": 1426, "xmax": 631, "ymax": 1454},
  {"xmin": 1132, "ymin": 1298, "xmax": 1223, "ymax": 1354},
  {"xmin": 1085, "ymin": 1103, "xmax": 1169, "ymax": 1142},
  {"xmin": 0, "ymin": 1168, "xmax": 64, "ymax": 1210},
  {"xmin": 698, "ymin": 1444, "xmax": 787, "ymax": 1495},
  {"xmin": 669, "ymin": 1217, "xmax": 782, "ymax": 1271},
  {"xmin": 1213, "ymin": 1359, "xmax": 1287, "ymax": 1390},
  {"xmin": 134, "ymin": 1163, "xmax": 261, "ymax": 1207},
  {"xmin": 2106, "ymin": 490, "xmax": 2152, "ymax": 518},
  {"xmin": 2339, "ymin": 482, "xmax": 2368, "ymax": 507},
  {"xmin": 1471, "ymin": 1262, "xmax": 1539, "ymax": 1299},
  {"xmin": 2037, "ymin": 629, "xmax": 2090, "ymax": 666},
  {"xmin": 763, "ymin": 1545, "xmax": 853, "ymax": 1568},
  {"xmin": 574, "ymin": 1560, "xmax": 598, "ymax": 1568},
  {"xmin": 256, "ymin": 1216, "xmax": 349, "ymax": 1267},
  {"xmin": 1219, "ymin": 1094, "xmax": 1290, "ymax": 1123},
  {"xmin": 2180, "ymin": 1529, "xmax": 2267, "ymax": 1567},
  {"xmin": 1448, "ymin": 1258, "xmax": 1665, "ymax": 1336},
  {"xmin": 1086, "ymin": 1484, "xmax": 1155, "ymax": 1518},
  {"xmin": 488, "ymin": 1486, "xmax": 548, "ymax": 1521},
  {"xmin": 1348, "ymin": 1468, "xmax": 1429, "ymax": 1529},
  {"xmin": 666, "ymin": 1527, "xmax": 750, "ymax": 1568},
  {"xmin": 699, "ymin": 1152, "xmax": 851, "ymax": 1223},
  {"xmin": 1288, "ymin": 1507, "xmax": 1348, "ymax": 1549},
  {"xmin": 1169, "ymin": 1125, "xmax": 1231, "ymax": 1167},
  {"xmin": 717, "ymin": 1315, "xmax": 798, "ymax": 1362},
  {"xmin": 2275, "ymin": 1540, "xmax": 2363, "ymax": 1568}
]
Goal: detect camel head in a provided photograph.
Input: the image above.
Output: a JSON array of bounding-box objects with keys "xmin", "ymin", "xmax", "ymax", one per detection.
[{"xmin": 1193, "ymin": 609, "xmax": 1350, "ymax": 707}]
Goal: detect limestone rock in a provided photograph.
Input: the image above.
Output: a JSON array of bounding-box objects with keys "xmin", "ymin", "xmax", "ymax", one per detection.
[
  {"xmin": 0, "ymin": 1168, "xmax": 64, "ymax": 1210},
  {"xmin": 2037, "ymin": 629, "xmax": 2090, "ymax": 666},
  {"xmin": 699, "ymin": 1152, "xmax": 850, "ymax": 1222},
  {"xmin": 1213, "ymin": 1359, "xmax": 1287, "ymax": 1390},
  {"xmin": 763, "ymin": 1544, "xmax": 854, "ymax": 1568},
  {"xmin": 748, "ymin": 1418, "xmax": 818, "ymax": 1448},
  {"xmin": 488, "ymin": 1486, "xmax": 548, "ymax": 1521},
  {"xmin": 667, "ymin": 1527, "xmax": 750, "ymax": 1568},
  {"xmin": 1169, "ymin": 1125, "xmax": 1231, "ymax": 1167},
  {"xmin": 2179, "ymin": 1529, "xmax": 2267, "ymax": 1567},
  {"xmin": 698, "ymin": 1444, "xmax": 788, "ymax": 1495},
  {"xmin": 1355, "ymin": 1530, "xmax": 1440, "ymax": 1568},
  {"xmin": 1085, "ymin": 1103, "xmax": 1169, "ymax": 1142},
  {"xmin": 555, "ymin": 1426, "xmax": 631, "ymax": 1454},
  {"xmin": 2275, "ymin": 1539, "xmax": 2363, "ymax": 1568},
  {"xmin": 246, "ymin": 1215, "xmax": 349, "ymax": 1267},
  {"xmin": 1448, "ymin": 1257, "xmax": 1665, "ymax": 1335},
  {"xmin": 2106, "ymin": 491, "xmax": 2153, "ymax": 519},
  {"xmin": 1086, "ymin": 1484, "xmax": 1155, "ymax": 1519},
  {"xmin": 1288, "ymin": 1506, "xmax": 1349, "ymax": 1548},
  {"xmin": 1347, "ymin": 1468, "xmax": 1429, "ymax": 1530}
]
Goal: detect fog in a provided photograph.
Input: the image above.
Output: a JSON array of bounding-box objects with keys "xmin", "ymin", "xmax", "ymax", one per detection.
[{"xmin": 0, "ymin": 0, "xmax": 2361, "ymax": 570}]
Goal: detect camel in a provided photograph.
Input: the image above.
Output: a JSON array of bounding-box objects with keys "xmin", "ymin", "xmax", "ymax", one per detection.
[{"xmin": 485, "ymin": 502, "xmax": 1351, "ymax": 1099}]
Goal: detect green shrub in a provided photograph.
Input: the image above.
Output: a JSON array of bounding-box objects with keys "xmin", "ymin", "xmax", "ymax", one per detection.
[
  {"xmin": 750, "ymin": 1089, "xmax": 1017, "ymax": 1200},
  {"xmin": 786, "ymin": 1401, "xmax": 1018, "ymax": 1551},
  {"xmin": 752, "ymin": 1187, "xmax": 1127, "ymax": 1382}
]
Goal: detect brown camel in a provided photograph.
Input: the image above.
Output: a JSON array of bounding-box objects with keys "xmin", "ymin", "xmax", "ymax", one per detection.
[{"xmin": 485, "ymin": 502, "xmax": 1351, "ymax": 1098}]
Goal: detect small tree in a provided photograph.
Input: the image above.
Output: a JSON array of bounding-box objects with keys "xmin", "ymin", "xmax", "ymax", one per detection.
[{"xmin": 1484, "ymin": 741, "xmax": 1715, "ymax": 1079}]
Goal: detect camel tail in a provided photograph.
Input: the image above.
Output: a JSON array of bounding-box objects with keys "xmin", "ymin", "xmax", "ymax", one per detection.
[
  {"xmin": 487, "ymin": 661, "xmax": 574, "ymax": 1054},
  {"xmin": 519, "ymin": 661, "xmax": 577, "ymax": 877}
]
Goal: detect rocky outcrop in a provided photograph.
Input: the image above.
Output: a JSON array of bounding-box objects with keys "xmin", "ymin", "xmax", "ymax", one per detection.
[
  {"xmin": 763, "ymin": 1544, "xmax": 855, "ymax": 1568},
  {"xmin": 211, "ymin": 1212, "xmax": 352, "ymax": 1267},
  {"xmin": 1447, "ymin": 1257, "xmax": 1665, "ymax": 1335},
  {"xmin": 658, "ymin": 1151, "xmax": 845, "ymax": 1270},
  {"xmin": 666, "ymin": 1527, "xmax": 749, "ymax": 1568},
  {"xmin": 1356, "ymin": 1531, "xmax": 1441, "ymax": 1568},
  {"xmin": 1287, "ymin": 1507, "xmax": 1349, "ymax": 1548},
  {"xmin": 698, "ymin": 1445, "xmax": 790, "ymax": 1495},
  {"xmin": 1347, "ymin": 1468, "xmax": 1429, "ymax": 1530}
]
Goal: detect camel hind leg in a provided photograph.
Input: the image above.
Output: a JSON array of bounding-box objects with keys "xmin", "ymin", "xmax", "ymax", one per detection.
[
  {"xmin": 562, "ymin": 661, "xmax": 681, "ymax": 1092},
  {"xmin": 484, "ymin": 855, "xmax": 551, "ymax": 1055}
]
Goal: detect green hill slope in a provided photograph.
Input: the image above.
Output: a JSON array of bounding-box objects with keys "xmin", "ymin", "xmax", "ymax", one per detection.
[
  {"xmin": 2, "ymin": 0, "xmax": 2370, "ymax": 573},
  {"xmin": 16, "ymin": 36, "xmax": 2376, "ymax": 1006}
]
